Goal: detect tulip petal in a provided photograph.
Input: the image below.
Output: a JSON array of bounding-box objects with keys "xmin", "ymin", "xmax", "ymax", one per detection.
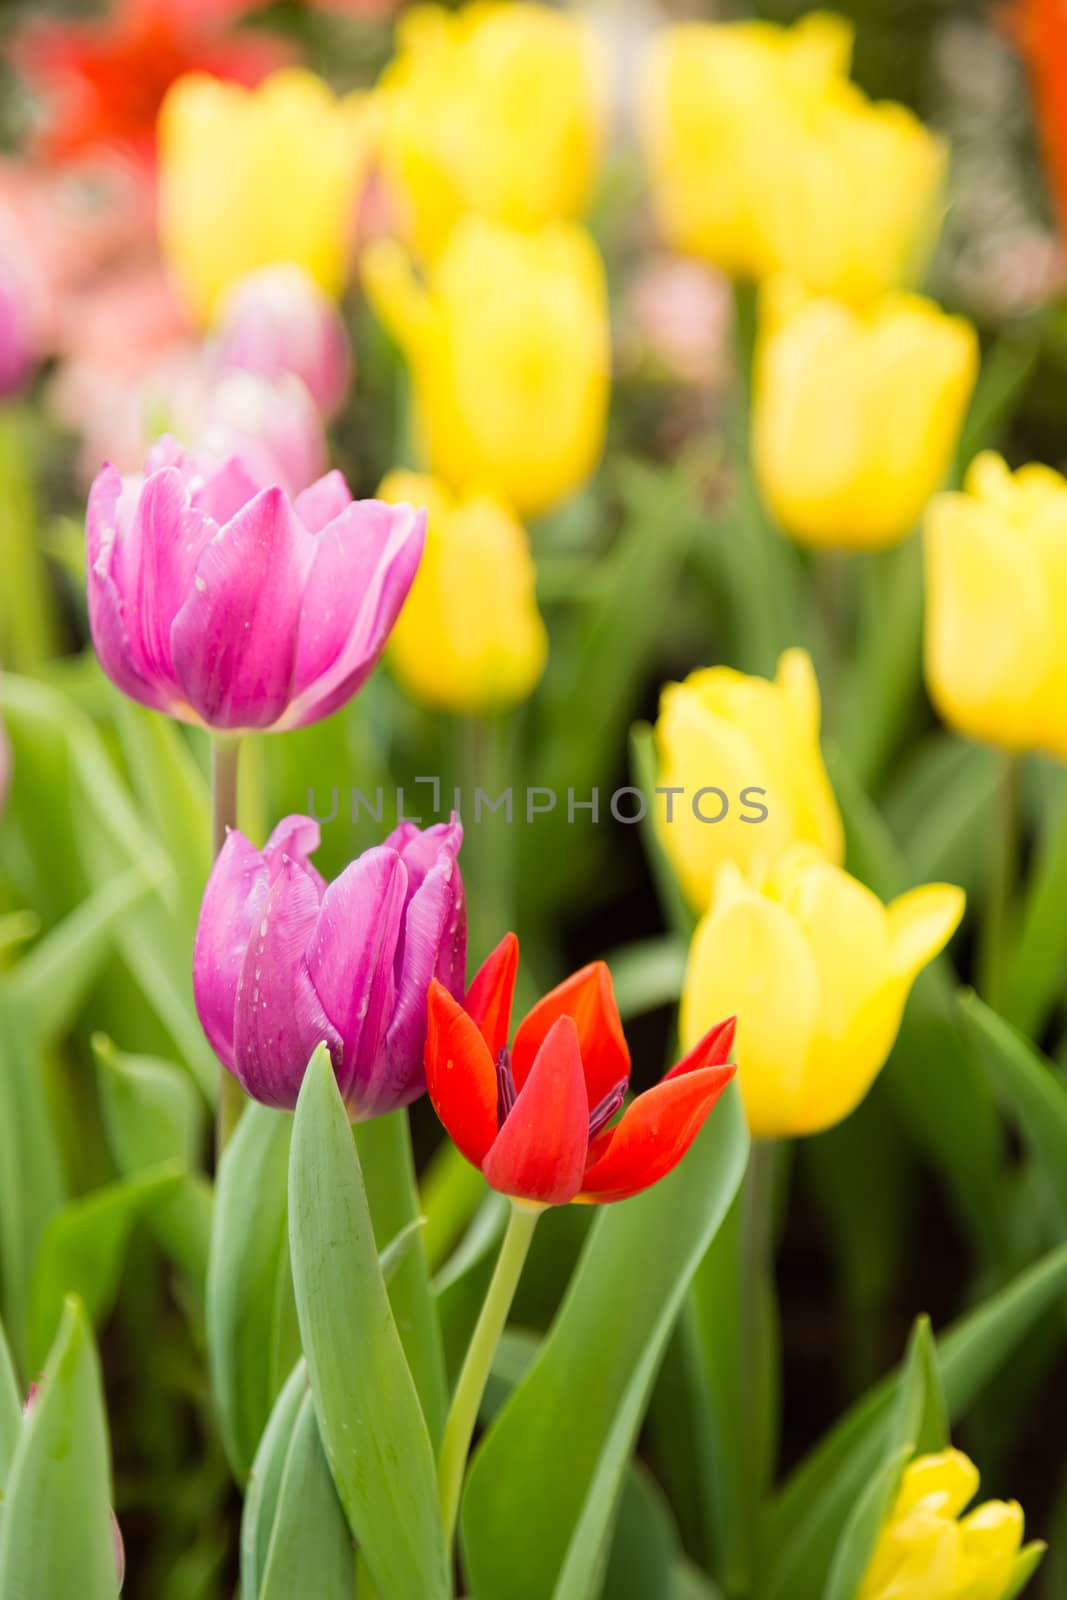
[
  {"xmin": 579, "ymin": 1064, "xmax": 735, "ymax": 1203},
  {"xmin": 379, "ymin": 848, "xmax": 466, "ymax": 1115},
  {"xmin": 465, "ymin": 932, "xmax": 519, "ymax": 1059},
  {"xmin": 193, "ymin": 826, "xmax": 270, "ymax": 1069},
  {"xmin": 191, "ymin": 456, "xmax": 263, "ymax": 526},
  {"xmin": 232, "ymin": 852, "xmax": 340, "ymax": 1107},
  {"xmin": 665, "ymin": 1014, "xmax": 737, "ymax": 1080},
  {"xmin": 483, "ymin": 1016, "xmax": 589, "ymax": 1204},
  {"xmin": 887, "ymin": 883, "xmax": 965, "ymax": 980},
  {"xmin": 87, "ymin": 465, "xmax": 174, "ymax": 712},
  {"xmin": 511, "ymin": 960, "xmax": 630, "ymax": 1106},
  {"xmin": 282, "ymin": 501, "xmax": 425, "ymax": 728},
  {"xmin": 305, "ymin": 845, "xmax": 408, "ymax": 1109},
  {"xmin": 172, "ymin": 486, "xmax": 312, "ymax": 729},
  {"xmin": 293, "ymin": 470, "xmax": 352, "ymax": 533},
  {"xmin": 425, "ymin": 980, "xmax": 500, "ymax": 1168}
]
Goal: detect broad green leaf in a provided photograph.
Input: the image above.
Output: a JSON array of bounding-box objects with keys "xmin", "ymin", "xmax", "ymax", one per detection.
[
  {"xmin": 111, "ymin": 694, "xmax": 210, "ymax": 927},
  {"xmin": 833, "ymin": 537, "xmax": 924, "ymax": 791},
  {"xmin": 823, "ymin": 1444, "xmax": 911, "ymax": 1600},
  {"xmin": 759, "ymin": 1243, "xmax": 1067, "ymax": 1600},
  {"xmin": 259, "ymin": 1390, "xmax": 356, "ymax": 1600},
  {"xmin": 355, "ymin": 1111, "xmax": 447, "ymax": 1447},
  {"xmin": 0, "ymin": 1298, "xmax": 119, "ymax": 1600},
  {"xmin": 890, "ymin": 1317, "xmax": 948, "ymax": 1460},
  {"xmin": 207, "ymin": 1102, "xmax": 298, "ymax": 1481},
  {"xmin": 881, "ymin": 735, "xmax": 999, "ymax": 898},
  {"xmin": 0, "ymin": 1318, "xmax": 22, "ymax": 1484},
  {"xmin": 289, "ymin": 1046, "xmax": 449, "ymax": 1600},
  {"xmin": 597, "ymin": 1461, "xmax": 684, "ymax": 1600},
  {"xmin": 421, "ymin": 1136, "xmax": 490, "ymax": 1274},
  {"xmin": 1002, "ymin": 766, "xmax": 1067, "ymax": 1037},
  {"xmin": 240, "ymin": 1360, "xmax": 307, "ymax": 1600},
  {"xmin": 461, "ymin": 1084, "xmax": 748, "ymax": 1600},
  {"xmin": 27, "ymin": 1165, "xmax": 182, "ymax": 1370},
  {"xmin": 606, "ymin": 935, "xmax": 687, "ymax": 1022}
]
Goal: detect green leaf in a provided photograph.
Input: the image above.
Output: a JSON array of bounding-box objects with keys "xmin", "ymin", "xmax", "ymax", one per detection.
[
  {"xmin": 1003, "ymin": 1543, "xmax": 1046, "ymax": 1600},
  {"xmin": 597, "ymin": 1461, "xmax": 685, "ymax": 1600},
  {"xmin": 606, "ymin": 935, "xmax": 687, "ymax": 1022},
  {"xmin": 0, "ymin": 1317, "xmax": 22, "ymax": 1484},
  {"xmin": 629, "ymin": 724, "xmax": 696, "ymax": 945},
  {"xmin": 0, "ymin": 1298, "xmax": 119, "ymax": 1600},
  {"xmin": 288, "ymin": 1046, "xmax": 449, "ymax": 1600},
  {"xmin": 1001, "ymin": 767, "xmax": 1067, "ymax": 1037},
  {"xmin": 241, "ymin": 1361, "xmax": 307, "ymax": 1600},
  {"xmin": 759, "ymin": 1243, "xmax": 1067, "ymax": 1600},
  {"xmin": 27, "ymin": 1165, "xmax": 182, "ymax": 1370},
  {"xmin": 207, "ymin": 1102, "xmax": 298, "ymax": 1481},
  {"xmin": 461, "ymin": 1084, "xmax": 748, "ymax": 1600},
  {"xmin": 258, "ymin": 1389, "xmax": 356, "ymax": 1600},
  {"xmin": 822, "ymin": 1444, "xmax": 911, "ymax": 1600},
  {"xmin": 890, "ymin": 1317, "xmax": 948, "ymax": 1460}
]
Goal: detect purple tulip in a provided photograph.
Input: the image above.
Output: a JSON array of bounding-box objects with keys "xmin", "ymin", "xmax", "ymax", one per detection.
[
  {"xmin": 0, "ymin": 262, "xmax": 33, "ymax": 399},
  {"xmin": 193, "ymin": 813, "xmax": 466, "ymax": 1116},
  {"xmin": 86, "ymin": 435, "xmax": 424, "ymax": 732},
  {"xmin": 214, "ymin": 265, "xmax": 351, "ymax": 418}
]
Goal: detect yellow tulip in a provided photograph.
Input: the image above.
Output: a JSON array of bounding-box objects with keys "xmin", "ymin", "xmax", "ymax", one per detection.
[
  {"xmin": 859, "ymin": 1450, "xmax": 1034, "ymax": 1600},
  {"xmin": 925, "ymin": 452, "xmax": 1067, "ymax": 760},
  {"xmin": 654, "ymin": 649, "xmax": 843, "ymax": 912},
  {"xmin": 753, "ymin": 279, "xmax": 979, "ymax": 550},
  {"xmin": 159, "ymin": 70, "xmax": 371, "ymax": 324},
  {"xmin": 641, "ymin": 16, "xmax": 945, "ymax": 303},
  {"xmin": 641, "ymin": 13, "xmax": 853, "ymax": 280},
  {"xmin": 680, "ymin": 846, "xmax": 964, "ymax": 1137},
  {"xmin": 377, "ymin": 2, "xmax": 605, "ymax": 260},
  {"xmin": 363, "ymin": 219, "xmax": 610, "ymax": 518},
  {"xmin": 380, "ymin": 470, "xmax": 547, "ymax": 715}
]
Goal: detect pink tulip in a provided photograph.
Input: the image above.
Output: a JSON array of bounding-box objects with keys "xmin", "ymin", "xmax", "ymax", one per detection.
[
  {"xmin": 194, "ymin": 814, "xmax": 466, "ymax": 1114},
  {"xmin": 214, "ymin": 264, "xmax": 351, "ymax": 417},
  {"xmin": 86, "ymin": 435, "xmax": 424, "ymax": 731},
  {"xmin": 191, "ymin": 369, "xmax": 328, "ymax": 497},
  {"xmin": 0, "ymin": 262, "xmax": 34, "ymax": 397}
]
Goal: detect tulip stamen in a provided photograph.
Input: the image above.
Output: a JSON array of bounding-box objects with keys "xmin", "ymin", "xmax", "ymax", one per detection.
[
  {"xmin": 588, "ymin": 1078, "xmax": 628, "ymax": 1139},
  {"xmin": 496, "ymin": 1047, "xmax": 517, "ymax": 1128}
]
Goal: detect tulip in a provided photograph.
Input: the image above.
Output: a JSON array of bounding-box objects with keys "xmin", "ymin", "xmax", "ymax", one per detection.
[
  {"xmin": 859, "ymin": 1449, "xmax": 1039, "ymax": 1600},
  {"xmin": 191, "ymin": 369, "xmax": 328, "ymax": 497},
  {"xmin": 376, "ymin": 2, "xmax": 605, "ymax": 259},
  {"xmin": 925, "ymin": 452, "xmax": 1067, "ymax": 760},
  {"xmin": 753, "ymin": 279, "xmax": 979, "ymax": 550},
  {"xmin": 379, "ymin": 470, "xmax": 547, "ymax": 715},
  {"xmin": 640, "ymin": 13, "xmax": 853, "ymax": 280},
  {"xmin": 654, "ymin": 648, "xmax": 843, "ymax": 912},
  {"xmin": 363, "ymin": 218, "xmax": 610, "ymax": 517},
  {"xmin": 426, "ymin": 933, "xmax": 736, "ymax": 1205},
  {"xmin": 0, "ymin": 262, "xmax": 34, "ymax": 397},
  {"xmin": 194, "ymin": 813, "xmax": 465, "ymax": 1115},
  {"xmin": 213, "ymin": 264, "xmax": 351, "ymax": 418},
  {"xmin": 159, "ymin": 69, "xmax": 371, "ymax": 325},
  {"xmin": 680, "ymin": 846, "xmax": 964, "ymax": 1137},
  {"xmin": 86, "ymin": 435, "xmax": 423, "ymax": 732}
]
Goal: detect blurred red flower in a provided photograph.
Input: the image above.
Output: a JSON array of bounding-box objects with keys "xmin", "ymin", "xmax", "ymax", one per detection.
[{"xmin": 1013, "ymin": 0, "xmax": 1067, "ymax": 241}]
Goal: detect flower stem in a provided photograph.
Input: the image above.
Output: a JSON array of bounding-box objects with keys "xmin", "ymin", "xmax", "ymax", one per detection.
[
  {"xmin": 437, "ymin": 1200, "xmax": 539, "ymax": 1555},
  {"xmin": 980, "ymin": 751, "xmax": 1019, "ymax": 1009},
  {"xmin": 211, "ymin": 734, "xmax": 244, "ymax": 1156}
]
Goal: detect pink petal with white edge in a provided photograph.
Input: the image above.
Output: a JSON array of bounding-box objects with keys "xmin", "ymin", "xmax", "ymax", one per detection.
[{"xmin": 293, "ymin": 470, "xmax": 353, "ymax": 534}]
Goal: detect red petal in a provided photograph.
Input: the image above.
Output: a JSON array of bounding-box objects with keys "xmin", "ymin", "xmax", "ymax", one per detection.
[
  {"xmin": 482, "ymin": 1016, "xmax": 589, "ymax": 1205},
  {"xmin": 664, "ymin": 1015, "xmax": 737, "ymax": 1080},
  {"xmin": 465, "ymin": 932, "xmax": 519, "ymax": 1059},
  {"xmin": 425, "ymin": 981, "xmax": 499, "ymax": 1169},
  {"xmin": 579, "ymin": 1066, "xmax": 736, "ymax": 1204},
  {"xmin": 512, "ymin": 961, "xmax": 630, "ymax": 1106}
]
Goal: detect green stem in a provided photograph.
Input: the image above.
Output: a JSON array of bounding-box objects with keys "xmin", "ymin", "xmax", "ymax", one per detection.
[
  {"xmin": 211, "ymin": 734, "xmax": 245, "ymax": 1156},
  {"xmin": 739, "ymin": 1138, "xmax": 779, "ymax": 1510},
  {"xmin": 438, "ymin": 1201, "xmax": 539, "ymax": 1554},
  {"xmin": 980, "ymin": 751, "xmax": 1020, "ymax": 1009}
]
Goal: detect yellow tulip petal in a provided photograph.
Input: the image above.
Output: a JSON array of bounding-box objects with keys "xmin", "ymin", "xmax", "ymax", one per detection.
[{"xmin": 886, "ymin": 883, "xmax": 965, "ymax": 981}]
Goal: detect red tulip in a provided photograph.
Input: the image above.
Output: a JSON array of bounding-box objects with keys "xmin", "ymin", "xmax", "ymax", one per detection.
[
  {"xmin": 426, "ymin": 933, "xmax": 736, "ymax": 1206},
  {"xmin": 1013, "ymin": 0, "xmax": 1067, "ymax": 244}
]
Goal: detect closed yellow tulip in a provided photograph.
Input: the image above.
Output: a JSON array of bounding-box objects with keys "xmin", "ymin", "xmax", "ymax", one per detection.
[
  {"xmin": 641, "ymin": 13, "xmax": 853, "ymax": 280},
  {"xmin": 380, "ymin": 470, "xmax": 547, "ymax": 715},
  {"xmin": 377, "ymin": 2, "xmax": 605, "ymax": 260},
  {"xmin": 859, "ymin": 1450, "xmax": 1036, "ymax": 1600},
  {"xmin": 363, "ymin": 219, "xmax": 610, "ymax": 518},
  {"xmin": 654, "ymin": 649, "xmax": 843, "ymax": 912},
  {"xmin": 159, "ymin": 70, "xmax": 371, "ymax": 324},
  {"xmin": 925, "ymin": 452, "xmax": 1067, "ymax": 759},
  {"xmin": 753, "ymin": 279, "xmax": 978, "ymax": 550},
  {"xmin": 680, "ymin": 846, "xmax": 964, "ymax": 1137}
]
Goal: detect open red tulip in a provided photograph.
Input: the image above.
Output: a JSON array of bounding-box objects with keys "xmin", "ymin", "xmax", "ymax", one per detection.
[{"xmin": 426, "ymin": 933, "xmax": 737, "ymax": 1206}]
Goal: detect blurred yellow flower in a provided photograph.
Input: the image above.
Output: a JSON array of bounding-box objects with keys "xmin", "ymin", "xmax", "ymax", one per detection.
[
  {"xmin": 380, "ymin": 470, "xmax": 547, "ymax": 715},
  {"xmin": 859, "ymin": 1449, "xmax": 1034, "ymax": 1600},
  {"xmin": 642, "ymin": 15, "xmax": 945, "ymax": 303},
  {"xmin": 159, "ymin": 70, "xmax": 371, "ymax": 324},
  {"xmin": 377, "ymin": 2, "xmax": 605, "ymax": 260},
  {"xmin": 641, "ymin": 12, "xmax": 853, "ymax": 281},
  {"xmin": 753, "ymin": 279, "xmax": 978, "ymax": 550},
  {"xmin": 681, "ymin": 846, "xmax": 964, "ymax": 1137},
  {"xmin": 363, "ymin": 218, "xmax": 610, "ymax": 518},
  {"xmin": 654, "ymin": 649, "xmax": 843, "ymax": 912},
  {"xmin": 925, "ymin": 452, "xmax": 1067, "ymax": 759}
]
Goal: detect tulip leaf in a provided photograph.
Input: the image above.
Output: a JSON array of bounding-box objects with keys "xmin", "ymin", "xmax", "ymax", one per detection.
[
  {"xmin": 258, "ymin": 1389, "xmax": 356, "ymax": 1600},
  {"xmin": 460, "ymin": 1083, "xmax": 748, "ymax": 1600},
  {"xmin": 629, "ymin": 724, "xmax": 697, "ymax": 944},
  {"xmin": 605, "ymin": 935, "xmax": 688, "ymax": 1022},
  {"xmin": 758, "ymin": 1242, "xmax": 1067, "ymax": 1600},
  {"xmin": 0, "ymin": 1317, "xmax": 22, "ymax": 1485},
  {"xmin": 597, "ymin": 1460, "xmax": 686, "ymax": 1600},
  {"xmin": 27, "ymin": 1164, "xmax": 182, "ymax": 1371},
  {"xmin": 111, "ymin": 694, "xmax": 211, "ymax": 927},
  {"xmin": 207, "ymin": 1102, "xmax": 299, "ymax": 1481},
  {"xmin": 0, "ymin": 1298, "xmax": 119, "ymax": 1600},
  {"xmin": 889, "ymin": 1316, "xmax": 948, "ymax": 1459},
  {"xmin": 1001, "ymin": 767, "xmax": 1067, "ymax": 1039},
  {"xmin": 240, "ymin": 1360, "xmax": 307, "ymax": 1600},
  {"xmin": 288, "ymin": 1046, "xmax": 449, "ymax": 1600},
  {"xmin": 822, "ymin": 1443, "xmax": 911, "ymax": 1600}
]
